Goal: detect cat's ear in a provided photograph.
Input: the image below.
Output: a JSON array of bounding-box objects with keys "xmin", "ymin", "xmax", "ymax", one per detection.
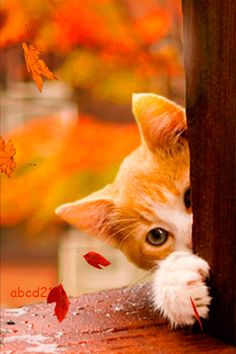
[
  {"xmin": 132, "ymin": 93, "xmax": 186, "ymax": 152},
  {"xmin": 55, "ymin": 185, "xmax": 116, "ymax": 246}
]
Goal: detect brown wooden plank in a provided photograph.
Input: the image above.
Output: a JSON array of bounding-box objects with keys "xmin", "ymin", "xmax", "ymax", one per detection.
[
  {"xmin": 1, "ymin": 284, "xmax": 235, "ymax": 353},
  {"xmin": 182, "ymin": 0, "xmax": 236, "ymax": 345}
]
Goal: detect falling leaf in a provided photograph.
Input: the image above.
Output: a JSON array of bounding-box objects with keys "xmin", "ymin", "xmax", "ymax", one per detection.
[
  {"xmin": 47, "ymin": 284, "xmax": 69, "ymax": 322},
  {"xmin": 190, "ymin": 296, "xmax": 203, "ymax": 331},
  {"xmin": 0, "ymin": 136, "xmax": 16, "ymax": 177},
  {"xmin": 22, "ymin": 42, "xmax": 57, "ymax": 92},
  {"xmin": 83, "ymin": 251, "xmax": 111, "ymax": 269}
]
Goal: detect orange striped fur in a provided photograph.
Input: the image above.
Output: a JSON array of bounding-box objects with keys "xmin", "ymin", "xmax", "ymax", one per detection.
[{"xmin": 56, "ymin": 94, "xmax": 191, "ymax": 270}]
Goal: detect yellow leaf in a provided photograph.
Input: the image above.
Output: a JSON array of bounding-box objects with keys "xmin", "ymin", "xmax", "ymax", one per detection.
[{"xmin": 22, "ymin": 43, "xmax": 57, "ymax": 92}]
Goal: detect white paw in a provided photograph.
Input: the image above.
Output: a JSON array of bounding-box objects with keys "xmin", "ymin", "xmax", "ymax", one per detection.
[{"xmin": 152, "ymin": 251, "xmax": 212, "ymax": 327}]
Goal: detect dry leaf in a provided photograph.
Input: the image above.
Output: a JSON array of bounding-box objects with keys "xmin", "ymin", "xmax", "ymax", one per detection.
[
  {"xmin": 22, "ymin": 42, "xmax": 57, "ymax": 92},
  {"xmin": 0, "ymin": 136, "xmax": 16, "ymax": 177}
]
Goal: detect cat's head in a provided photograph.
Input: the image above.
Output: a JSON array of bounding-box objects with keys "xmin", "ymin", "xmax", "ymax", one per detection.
[{"xmin": 56, "ymin": 94, "xmax": 192, "ymax": 270}]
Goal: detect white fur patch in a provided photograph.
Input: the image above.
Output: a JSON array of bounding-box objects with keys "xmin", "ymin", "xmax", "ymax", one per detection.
[
  {"xmin": 152, "ymin": 251, "xmax": 211, "ymax": 327},
  {"xmin": 141, "ymin": 189, "xmax": 193, "ymax": 251}
]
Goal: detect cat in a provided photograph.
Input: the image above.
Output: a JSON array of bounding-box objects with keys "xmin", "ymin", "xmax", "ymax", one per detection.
[{"xmin": 56, "ymin": 93, "xmax": 211, "ymax": 327}]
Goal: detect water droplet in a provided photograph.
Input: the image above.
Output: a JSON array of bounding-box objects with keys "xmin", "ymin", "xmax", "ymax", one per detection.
[
  {"xmin": 111, "ymin": 303, "xmax": 124, "ymax": 312},
  {"xmin": 105, "ymin": 328, "xmax": 114, "ymax": 333},
  {"xmin": 1, "ymin": 328, "xmax": 12, "ymax": 333},
  {"xmin": 94, "ymin": 309, "xmax": 102, "ymax": 313},
  {"xmin": 55, "ymin": 332, "xmax": 63, "ymax": 338},
  {"xmin": 76, "ymin": 306, "xmax": 85, "ymax": 311},
  {"xmin": 4, "ymin": 307, "xmax": 28, "ymax": 317}
]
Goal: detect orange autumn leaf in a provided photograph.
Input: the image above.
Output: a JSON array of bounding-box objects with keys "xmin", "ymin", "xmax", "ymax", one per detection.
[
  {"xmin": 0, "ymin": 136, "xmax": 16, "ymax": 177},
  {"xmin": 22, "ymin": 42, "xmax": 57, "ymax": 92}
]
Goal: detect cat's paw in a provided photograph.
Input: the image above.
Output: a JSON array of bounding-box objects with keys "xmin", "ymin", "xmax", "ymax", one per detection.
[{"xmin": 152, "ymin": 251, "xmax": 212, "ymax": 327}]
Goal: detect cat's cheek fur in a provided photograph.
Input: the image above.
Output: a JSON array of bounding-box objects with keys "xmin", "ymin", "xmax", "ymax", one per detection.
[{"xmin": 152, "ymin": 251, "xmax": 212, "ymax": 327}]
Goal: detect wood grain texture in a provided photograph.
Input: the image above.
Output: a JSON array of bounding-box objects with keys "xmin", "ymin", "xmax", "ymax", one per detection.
[
  {"xmin": 1, "ymin": 284, "xmax": 235, "ymax": 353},
  {"xmin": 182, "ymin": 0, "xmax": 236, "ymax": 345}
]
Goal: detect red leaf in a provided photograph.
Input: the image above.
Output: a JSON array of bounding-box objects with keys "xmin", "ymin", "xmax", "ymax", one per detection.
[
  {"xmin": 47, "ymin": 284, "xmax": 69, "ymax": 322},
  {"xmin": 83, "ymin": 251, "xmax": 111, "ymax": 269},
  {"xmin": 190, "ymin": 296, "xmax": 203, "ymax": 331}
]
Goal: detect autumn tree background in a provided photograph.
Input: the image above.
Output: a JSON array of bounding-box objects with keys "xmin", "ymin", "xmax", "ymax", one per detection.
[{"xmin": 0, "ymin": 0, "xmax": 184, "ymax": 307}]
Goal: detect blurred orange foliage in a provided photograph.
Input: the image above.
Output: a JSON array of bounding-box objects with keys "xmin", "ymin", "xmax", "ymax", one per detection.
[
  {"xmin": 1, "ymin": 0, "xmax": 184, "ymax": 235},
  {"xmin": 53, "ymin": 0, "xmax": 137, "ymax": 52},
  {"xmin": 1, "ymin": 116, "xmax": 139, "ymax": 232},
  {"xmin": 1, "ymin": 0, "xmax": 183, "ymax": 93},
  {"xmin": 0, "ymin": 0, "xmax": 26, "ymax": 47}
]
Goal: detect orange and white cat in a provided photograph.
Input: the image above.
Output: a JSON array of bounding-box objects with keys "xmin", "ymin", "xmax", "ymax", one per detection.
[{"xmin": 56, "ymin": 93, "xmax": 211, "ymax": 327}]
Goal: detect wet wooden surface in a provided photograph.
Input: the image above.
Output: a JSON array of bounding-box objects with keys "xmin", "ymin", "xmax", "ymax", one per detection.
[
  {"xmin": 1, "ymin": 284, "xmax": 235, "ymax": 353},
  {"xmin": 182, "ymin": 0, "xmax": 236, "ymax": 344}
]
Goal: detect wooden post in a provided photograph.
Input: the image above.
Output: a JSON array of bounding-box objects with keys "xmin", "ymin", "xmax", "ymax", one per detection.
[{"xmin": 182, "ymin": 1, "xmax": 236, "ymax": 344}]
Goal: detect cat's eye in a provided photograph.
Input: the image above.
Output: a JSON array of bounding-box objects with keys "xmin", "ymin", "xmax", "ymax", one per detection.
[
  {"xmin": 184, "ymin": 187, "xmax": 191, "ymax": 209},
  {"xmin": 146, "ymin": 228, "xmax": 168, "ymax": 246}
]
